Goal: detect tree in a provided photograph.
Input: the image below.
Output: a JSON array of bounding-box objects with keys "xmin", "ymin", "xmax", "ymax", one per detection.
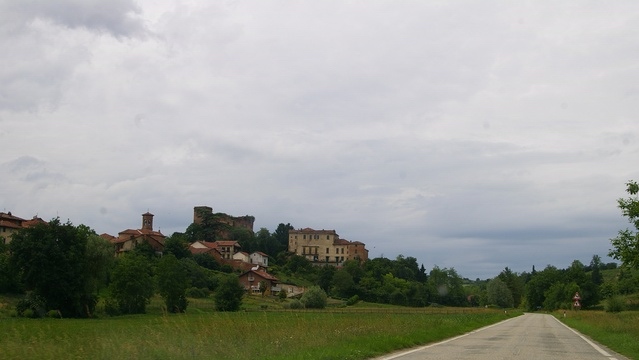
[
  {"xmin": 163, "ymin": 233, "xmax": 191, "ymax": 259},
  {"xmin": 10, "ymin": 219, "xmax": 98, "ymax": 317},
  {"xmin": 157, "ymin": 254, "xmax": 189, "ymax": 313},
  {"xmin": 610, "ymin": 180, "xmax": 639, "ymax": 268},
  {"xmin": 301, "ymin": 286, "xmax": 327, "ymax": 309},
  {"xmin": 85, "ymin": 234, "xmax": 115, "ymax": 296},
  {"xmin": 331, "ymin": 268, "xmax": 356, "ymax": 298},
  {"xmin": 108, "ymin": 253, "xmax": 155, "ymax": 314},
  {"xmin": 273, "ymin": 223, "xmax": 294, "ymax": 257},
  {"xmin": 215, "ymin": 275, "xmax": 245, "ymax": 311},
  {"xmin": 486, "ymin": 278, "xmax": 514, "ymax": 308},
  {"xmin": 497, "ymin": 267, "xmax": 524, "ymax": 308}
]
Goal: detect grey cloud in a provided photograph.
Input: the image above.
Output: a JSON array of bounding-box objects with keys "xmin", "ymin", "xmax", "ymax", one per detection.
[{"xmin": 2, "ymin": 0, "xmax": 145, "ymax": 37}]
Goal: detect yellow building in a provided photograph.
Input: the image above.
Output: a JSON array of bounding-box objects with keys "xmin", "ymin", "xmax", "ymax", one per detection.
[{"xmin": 288, "ymin": 228, "xmax": 369, "ymax": 266}]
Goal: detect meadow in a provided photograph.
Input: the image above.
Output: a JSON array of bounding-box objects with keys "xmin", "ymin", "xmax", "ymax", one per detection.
[
  {"xmin": 559, "ymin": 310, "xmax": 639, "ymax": 359},
  {"xmin": 0, "ymin": 296, "xmax": 514, "ymax": 360}
]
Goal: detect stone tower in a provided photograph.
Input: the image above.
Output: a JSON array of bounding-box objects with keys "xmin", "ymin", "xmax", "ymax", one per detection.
[{"xmin": 142, "ymin": 212, "xmax": 154, "ymax": 231}]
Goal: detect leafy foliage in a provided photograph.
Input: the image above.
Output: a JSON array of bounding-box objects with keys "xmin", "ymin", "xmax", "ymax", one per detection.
[
  {"xmin": 610, "ymin": 180, "xmax": 639, "ymax": 268},
  {"xmin": 214, "ymin": 275, "xmax": 245, "ymax": 311},
  {"xmin": 10, "ymin": 219, "xmax": 99, "ymax": 317},
  {"xmin": 157, "ymin": 254, "xmax": 189, "ymax": 313},
  {"xmin": 108, "ymin": 253, "xmax": 155, "ymax": 314},
  {"xmin": 301, "ymin": 286, "xmax": 327, "ymax": 309}
]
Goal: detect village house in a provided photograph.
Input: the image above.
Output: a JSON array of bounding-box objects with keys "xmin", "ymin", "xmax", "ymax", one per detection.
[
  {"xmin": 0, "ymin": 212, "xmax": 47, "ymax": 244},
  {"xmin": 288, "ymin": 228, "xmax": 369, "ymax": 266},
  {"xmin": 238, "ymin": 266, "xmax": 280, "ymax": 295}
]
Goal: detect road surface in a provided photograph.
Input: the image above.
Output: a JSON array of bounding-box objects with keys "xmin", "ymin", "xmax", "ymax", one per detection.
[{"xmin": 372, "ymin": 313, "xmax": 628, "ymax": 360}]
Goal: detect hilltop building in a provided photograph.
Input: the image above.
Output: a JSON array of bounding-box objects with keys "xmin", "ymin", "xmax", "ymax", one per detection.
[
  {"xmin": 0, "ymin": 212, "xmax": 47, "ymax": 244},
  {"xmin": 288, "ymin": 228, "xmax": 368, "ymax": 266},
  {"xmin": 103, "ymin": 212, "xmax": 165, "ymax": 256}
]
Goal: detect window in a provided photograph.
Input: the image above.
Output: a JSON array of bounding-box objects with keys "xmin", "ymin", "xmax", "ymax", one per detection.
[
  {"xmin": 327, "ymin": 235, "xmax": 330, "ymax": 240},
  {"xmin": 341, "ymin": 248, "xmax": 344, "ymax": 254},
  {"xmin": 303, "ymin": 235, "xmax": 306, "ymax": 239},
  {"xmin": 326, "ymin": 248, "xmax": 329, "ymax": 253}
]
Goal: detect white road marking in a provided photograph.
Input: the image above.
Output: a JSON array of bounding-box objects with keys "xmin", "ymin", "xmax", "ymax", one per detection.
[
  {"xmin": 551, "ymin": 316, "xmax": 617, "ymax": 360},
  {"xmin": 377, "ymin": 316, "xmax": 520, "ymax": 360}
]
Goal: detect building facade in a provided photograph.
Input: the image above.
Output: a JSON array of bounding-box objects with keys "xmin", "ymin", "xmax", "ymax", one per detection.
[{"xmin": 288, "ymin": 228, "xmax": 369, "ymax": 266}]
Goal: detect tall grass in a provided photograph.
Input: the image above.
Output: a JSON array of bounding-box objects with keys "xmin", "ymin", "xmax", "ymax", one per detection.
[
  {"xmin": 559, "ymin": 310, "xmax": 639, "ymax": 359},
  {"xmin": 0, "ymin": 309, "xmax": 513, "ymax": 360}
]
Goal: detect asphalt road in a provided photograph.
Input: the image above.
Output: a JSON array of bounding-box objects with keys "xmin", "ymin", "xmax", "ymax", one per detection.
[{"xmin": 372, "ymin": 313, "xmax": 629, "ymax": 360}]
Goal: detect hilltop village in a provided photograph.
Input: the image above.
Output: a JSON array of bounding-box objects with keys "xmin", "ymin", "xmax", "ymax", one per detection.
[{"xmin": 0, "ymin": 206, "xmax": 369, "ymax": 296}]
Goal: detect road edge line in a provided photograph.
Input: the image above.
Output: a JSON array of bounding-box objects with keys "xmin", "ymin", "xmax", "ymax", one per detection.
[
  {"xmin": 550, "ymin": 316, "xmax": 617, "ymax": 360},
  {"xmin": 376, "ymin": 314, "xmax": 523, "ymax": 360}
]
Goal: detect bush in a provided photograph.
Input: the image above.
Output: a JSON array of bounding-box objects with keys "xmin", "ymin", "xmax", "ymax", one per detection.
[
  {"xmin": 301, "ymin": 286, "xmax": 327, "ymax": 309},
  {"xmin": 103, "ymin": 297, "xmax": 121, "ymax": 316},
  {"xmin": 47, "ymin": 310, "xmax": 61, "ymax": 318},
  {"xmin": 214, "ymin": 275, "xmax": 245, "ymax": 312},
  {"xmin": 186, "ymin": 287, "xmax": 210, "ymax": 298},
  {"xmin": 605, "ymin": 296, "xmax": 626, "ymax": 313},
  {"xmin": 346, "ymin": 295, "xmax": 360, "ymax": 306},
  {"xmin": 16, "ymin": 292, "xmax": 46, "ymax": 318},
  {"xmin": 288, "ymin": 299, "xmax": 303, "ymax": 309},
  {"xmin": 22, "ymin": 309, "xmax": 34, "ymax": 318}
]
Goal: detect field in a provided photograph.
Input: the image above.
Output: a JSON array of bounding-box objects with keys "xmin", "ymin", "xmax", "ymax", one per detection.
[
  {"xmin": 559, "ymin": 310, "xmax": 639, "ymax": 359},
  {"xmin": 0, "ymin": 295, "xmax": 515, "ymax": 360}
]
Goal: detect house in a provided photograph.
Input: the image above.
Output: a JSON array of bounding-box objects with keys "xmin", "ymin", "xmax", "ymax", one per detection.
[
  {"xmin": 0, "ymin": 212, "xmax": 47, "ymax": 244},
  {"xmin": 250, "ymin": 251, "xmax": 269, "ymax": 267},
  {"xmin": 233, "ymin": 251, "xmax": 250, "ymax": 263},
  {"xmin": 288, "ymin": 228, "xmax": 369, "ymax": 266},
  {"xmin": 108, "ymin": 212, "xmax": 165, "ymax": 256},
  {"xmin": 238, "ymin": 266, "xmax": 280, "ymax": 295}
]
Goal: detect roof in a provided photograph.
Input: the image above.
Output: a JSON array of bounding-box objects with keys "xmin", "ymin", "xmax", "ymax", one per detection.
[
  {"xmin": 215, "ymin": 240, "xmax": 240, "ymax": 247},
  {"xmin": 252, "ymin": 251, "xmax": 269, "ymax": 257},
  {"xmin": 290, "ymin": 228, "xmax": 338, "ymax": 235},
  {"xmin": 241, "ymin": 268, "xmax": 279, "ymax": 282}
]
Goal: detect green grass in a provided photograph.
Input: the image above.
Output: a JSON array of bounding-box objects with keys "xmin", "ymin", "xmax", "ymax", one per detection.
[
  {"xmin": 0, "ymin": 295, "xmax": 515, "ymax": 360},
  {"xmin": 558, "ymin": 310, "xmax": 639, "ymax": 359}
]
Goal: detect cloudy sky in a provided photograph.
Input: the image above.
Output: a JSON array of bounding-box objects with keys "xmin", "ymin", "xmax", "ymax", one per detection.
[{"xmin": 1, "ymin": 0, "xmax": 638, "ymax": 279}]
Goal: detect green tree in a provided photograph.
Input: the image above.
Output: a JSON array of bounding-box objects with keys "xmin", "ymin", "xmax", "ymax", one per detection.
[
  {"xmin": 609, "ymin": 180, "xmax": 639, "ymax": 268},
  {"xmin": 497, "ymin": 267, "xmax": 524, "ymax": 308},
  {"xmin": 157, "ymin": 254, "xmax": 189, "ymax": 313},
  {"xmin": 486, "ymin": 278, "xmax": 514, "ymax": 308},
  {"xmin": 85, "ymin": 234, "xmax": 115, "ymax": 296},
  {"xmin": 108, "ymin": 253, "xmax": 155, "ymax": 314},
  {"xmin": 215, "ymin": 275, "xmax": 245, "ymax": 311},
  {"xmin": 10, "ymin": 219, "xmax": 98, "ymax": 317},
  {"xmin": 0, "ymin": 241, "xmax": 20, "ymax": 293},
  {"xmin": 524, "ymin": 265, "xmax": 561, "ymax": 311},
  {"xmin": 301, "ymin": 286, "xmax": 327, "ymax": 309},
  {"xmin": 163, "ymin": 233, "xmax": 191, "ymax": 259},
  {"xmin": 273, "ymin": 223, "xmax": 294, "ymax": 257},
  {"xmin": 331, "ymin": 268, "xmax": 356, "ymax": 298}
]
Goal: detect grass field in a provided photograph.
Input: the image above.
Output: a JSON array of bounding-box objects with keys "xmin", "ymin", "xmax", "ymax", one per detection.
[
  {"xmin": 0, "ymin": 295, "xmax": 515, "ymax": 360},
  {"xmin": 558, "ymin": 310, "xmax": 639, "ymax": 359}
]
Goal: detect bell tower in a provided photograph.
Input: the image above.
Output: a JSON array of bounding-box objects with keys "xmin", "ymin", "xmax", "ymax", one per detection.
[{"xmin": 141, "ymin": 212, "xmax": 154, "ymax": 231}]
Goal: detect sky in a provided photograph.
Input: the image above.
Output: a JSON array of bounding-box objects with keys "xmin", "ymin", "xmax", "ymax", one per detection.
[{"xmin": 1, "ymin": 1, "xmax": 638, "ymax": 280}]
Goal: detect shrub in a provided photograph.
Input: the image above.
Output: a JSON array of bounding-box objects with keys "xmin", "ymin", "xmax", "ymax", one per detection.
[
  {"xmin": 288, "ymin": 299, "xmax": 303, "ymax": 309},
  {"xmin": 346, "ymin": 295, "xmax": 360, "ymax": 306},
  {"xmin": 16, "ymin": 292, "xmax": 46, "ymax": 318},
  {"xmin": 605, "ymin": 296, "xmax": 626, "ymax": 313},
  {"xmin": 186, "ymin": 287, "xmax": 210, "ymax": 298},
  {"xmin": 47, "ymin": 310, "xmax": 61, "ymax": 318},
  {"xmin": 103, "ymin": 297, "xmax": 121, "ymax": 316},
  {"xmin": 214, "ymin": 275, "xmax": 245, "ymax": 312},
  {"xmin": 278, "ymin": 290, "xmax": 287, "ymax": 301},
  {"xmin": 301, "ymin": 286, "xmax": 327, "ymax": 309},
  {"xmin": 22, "ymin": 309, "xmax": 34, "ymax": 318}
]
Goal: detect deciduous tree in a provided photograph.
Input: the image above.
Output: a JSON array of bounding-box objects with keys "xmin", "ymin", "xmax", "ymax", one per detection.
[{"xmin": 610, "ymin": 180, "xmax": 639, "ymax": 268}]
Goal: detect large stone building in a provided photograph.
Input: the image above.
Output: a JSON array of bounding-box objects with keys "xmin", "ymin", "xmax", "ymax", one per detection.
[
  {"xmin": 193, "ymin": 206, "xmax": 255, "ymax": 239},
  {"xmin": 103, "ymin": 212, "xmax": 166, "ymax": 256},
  {"xmin": 288, "ymin": 228, "xmax": 368, "ymax": 266}
]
